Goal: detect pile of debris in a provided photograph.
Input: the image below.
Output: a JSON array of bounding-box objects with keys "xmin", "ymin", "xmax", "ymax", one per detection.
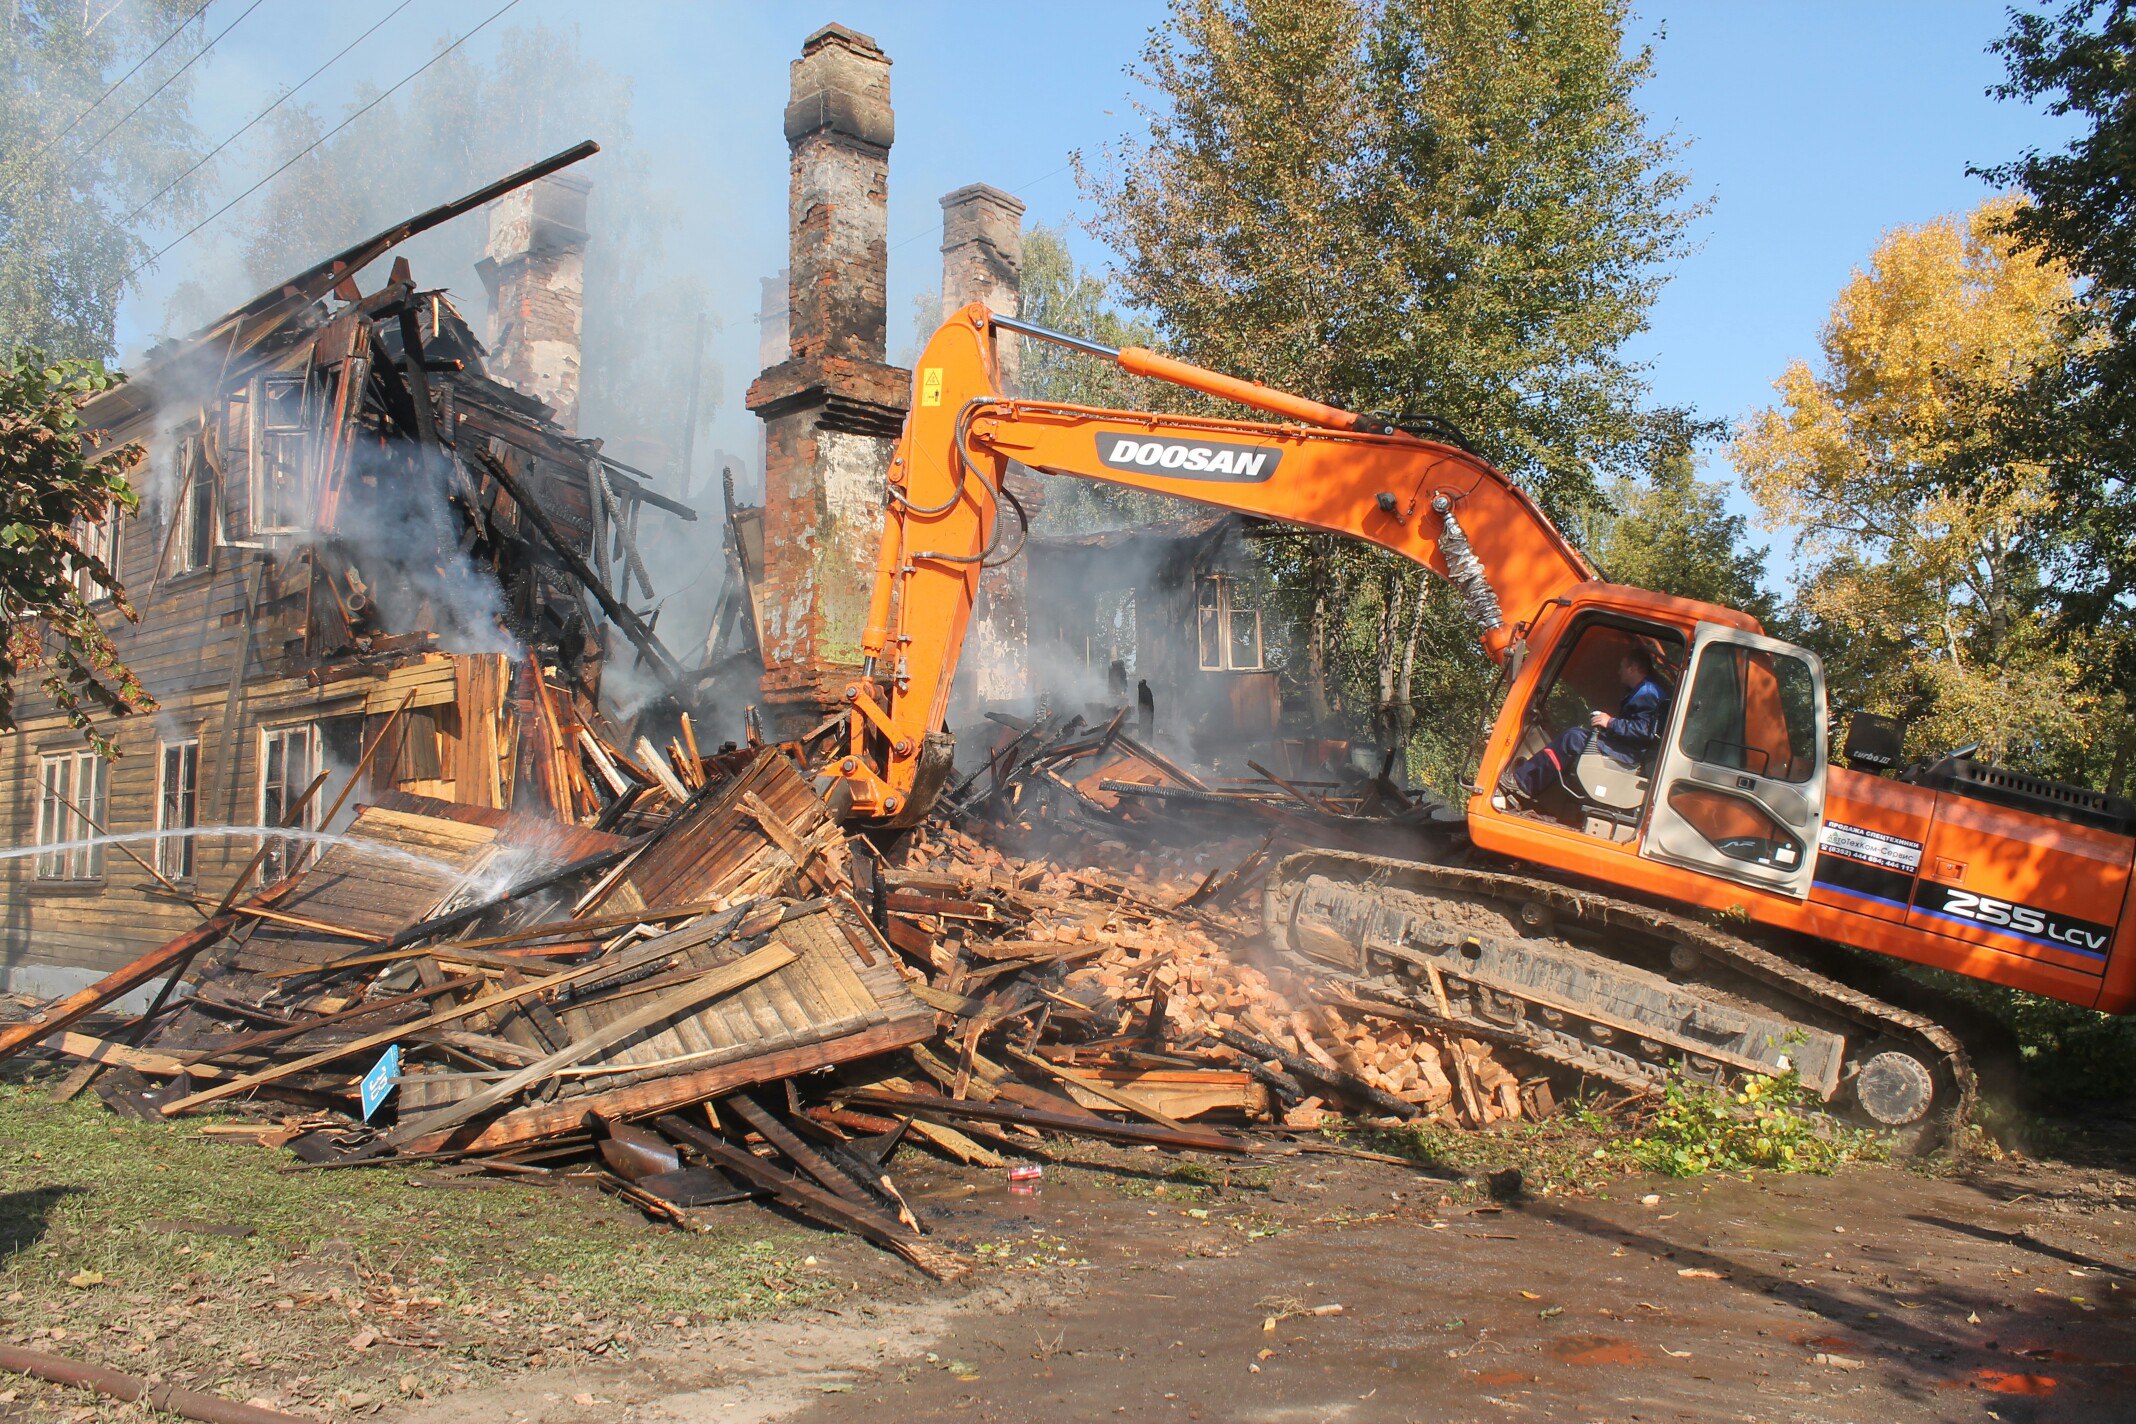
[
  {"xmin": 939, "ymin": 707, "xmax": 1468, "ymax": 857},
  {"xmin": 0, "ymin": 725, "xmax": 1555, "ymax": 1277}
]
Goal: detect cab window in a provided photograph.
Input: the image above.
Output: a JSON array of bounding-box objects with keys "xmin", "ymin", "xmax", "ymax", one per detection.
[
  {"xmin": 1676, "ymin": 643, "xmax": 1820, "ymax": 783},
  {"xmin": 1534, "ymin": 618, "xmax": 1683, "ymax": 753}
]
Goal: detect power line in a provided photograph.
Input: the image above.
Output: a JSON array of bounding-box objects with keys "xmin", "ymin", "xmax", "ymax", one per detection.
[
  {"xmin": 5, "ymin": 0, "xmax": 211, "ymax": 183},
  {"xmin": 126, "ymin": 0, "xmax": 417, "ymax": 224},
  {"xmin": 73, "ymin": 0, "xmax": 272, "ymax": 170},
  {"xmin": 129, "ymin": 0, "xmax": 526, "ymax": 283}
]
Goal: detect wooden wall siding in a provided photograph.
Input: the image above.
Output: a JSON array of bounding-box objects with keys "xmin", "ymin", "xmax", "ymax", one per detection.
[
  {"xmin": 396, "ymin": 900, "xmax": 935, "ymax": 1153},
  {"xmin": 0, "ymin": 655, "xmax": 517, "ymax": 980},
  {"xmin": 605, "ymin": 751, "xmax": 831, "ymax": 913},
  {"xmin": 4, "ymin": 260, "xmax": 650, "ymax": 990},
  {"xmin": 557, "ymin": 902, "xmax": 918, "ymax": 1086},
  {"xmin": 363, "ymin": 789, "xmax": 627, "ymax": 864},
  {"xmin": 227, "ymin": 804, "xmax": 500, "ymax": 975}
]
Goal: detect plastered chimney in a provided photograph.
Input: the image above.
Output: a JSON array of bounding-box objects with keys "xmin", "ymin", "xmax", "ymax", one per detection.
[
  {"xmin": 745, "ymin": 24, "xmax": 911, "ymax": 728},
  {"xmin": 478, "ymin": 173, "xmax": 591, "ymax": 431},
  {"xmin": 940, "ymin": 183, "xmax": 1033, "ymax": 711}
]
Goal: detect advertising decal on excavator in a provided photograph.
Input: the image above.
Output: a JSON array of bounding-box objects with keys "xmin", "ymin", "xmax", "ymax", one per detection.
[
  {"xmin": 1095, "ymin": 433, "xmax": 1284, "ymax": 481},
  {"xmin": 1912, "ymin": 884, "xmax": 2114, "ymax": 959}
]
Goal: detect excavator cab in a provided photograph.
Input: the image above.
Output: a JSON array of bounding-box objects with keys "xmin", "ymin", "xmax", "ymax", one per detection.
[
  {"xmin": 1485, "ymin": 603, "xmax": 1832, "ymax": 899},
  {"xmin": 1507, "ymin": 614, "xmax": 1686, "ymax": 839}
]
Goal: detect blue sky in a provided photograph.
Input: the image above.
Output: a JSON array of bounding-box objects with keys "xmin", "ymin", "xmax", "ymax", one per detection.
[{"xmin": 118, "ymin": 1, "xmax": 2077, "ymax": 545}]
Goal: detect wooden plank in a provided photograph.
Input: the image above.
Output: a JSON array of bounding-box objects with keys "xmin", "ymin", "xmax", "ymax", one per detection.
[
  {"xmin": 179, "ymin": 974, "xmax": 480, "ymax": 1066},
  {"xmin": 841, "ymin": 1086, "xmax": 1250, "ymax": 1155},
  {"xmin": 373, "ymin": 943, "xmax": 795, "ymax": 1154},
  {"xmin": 156, "ymin": 923, "xmax": 723, "ymax": 1116},
  {"xmin": 654, "ymin": 1114, "xmax": 957, "ymax": 1280},
  {"xmin": 396, "ymin": 1013, "xmax": 935, "ymax": 1155},
  {"xmin": 1001, "ymin": 1044, "xmax": 1194, "ymax": 1134},
  {"xmin": 40, "ymin": 1031, "xmax": 232, "ymax": 1080}
]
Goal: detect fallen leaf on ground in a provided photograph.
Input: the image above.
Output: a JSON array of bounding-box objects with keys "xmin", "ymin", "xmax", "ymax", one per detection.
[{"xmin": 1677, "ymin": 1268, "xmax": 1726, "ymax": 1280}]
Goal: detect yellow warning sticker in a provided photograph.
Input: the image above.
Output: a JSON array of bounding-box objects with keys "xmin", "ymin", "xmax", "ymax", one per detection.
[{"xmin": 921, "ymin": 367, "xmax": 944, "ymax": 407}]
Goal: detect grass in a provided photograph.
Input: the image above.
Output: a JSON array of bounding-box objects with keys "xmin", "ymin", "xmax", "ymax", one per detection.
[
  {"xmin": 1334, "ymin": 1076, "xmax": 1888, "ymax": 1195},
  {"xmin": 1337, "ymin": 1102, "xmax": 1630, "ymax": 1198},
  {"xmin": 0, "ymin": 1082, "xmax": 842, "ymax": 1418}
]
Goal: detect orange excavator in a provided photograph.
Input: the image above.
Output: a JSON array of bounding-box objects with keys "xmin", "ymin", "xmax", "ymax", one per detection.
[{"xmin": 821, "ymin": 303, "xmax": 2136, "ymax": 1135}]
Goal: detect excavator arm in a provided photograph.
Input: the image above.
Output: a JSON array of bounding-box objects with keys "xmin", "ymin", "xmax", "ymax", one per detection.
[{"xmin": 830, "ymin": 303, "xmax": 1596, "ymax": 824}]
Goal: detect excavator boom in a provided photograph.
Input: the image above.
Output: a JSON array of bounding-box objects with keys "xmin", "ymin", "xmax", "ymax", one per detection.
[{"xmin": 834, "ymin": 303, "xmax": 1596, "ymax": 822}]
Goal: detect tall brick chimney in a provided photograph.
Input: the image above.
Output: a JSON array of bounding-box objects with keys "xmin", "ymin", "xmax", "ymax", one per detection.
[
  {"xmin": 477, "ymin": 172, "xmax": 591, "ymax": 431},
  {"xmin": 940, "ymin": 183, "xmax": 1033, "ymax": 713},
  {"xmin": 746, "ymin": 24, "xmax": 911, "ymax": 729}
]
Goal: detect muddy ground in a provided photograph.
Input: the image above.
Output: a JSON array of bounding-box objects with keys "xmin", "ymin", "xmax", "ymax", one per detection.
[{"xmin": 390, "ymin": 1127, "xmax": 2136, "ymax": 1424}]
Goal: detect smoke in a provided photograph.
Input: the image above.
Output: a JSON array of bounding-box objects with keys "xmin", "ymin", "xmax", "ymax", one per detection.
[
  {"xmin": 315, "ymin": 442, "xmax": 520, "ymax": 658},
  {"xmin": 129, "ymin": 22, "xmax": 724, "ymax": 715}
]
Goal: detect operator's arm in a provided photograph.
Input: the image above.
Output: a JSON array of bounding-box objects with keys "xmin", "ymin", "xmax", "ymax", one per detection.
[{"xmin": 1598, "ymin": 681, "xmax": 1669, "ymax": 753}]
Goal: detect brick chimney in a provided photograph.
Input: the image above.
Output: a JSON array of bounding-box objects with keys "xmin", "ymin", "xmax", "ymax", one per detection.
[
  {"xmin": 939, "ymin": 183, "xmax": 1033, "ymax": 712},
  {"xmin": 746, "ymin": 24, "xmax": 911, "ymax": 729},
  {"xmin": 477, "ymin": 173, "xmax": 591, "ymax": 431}
]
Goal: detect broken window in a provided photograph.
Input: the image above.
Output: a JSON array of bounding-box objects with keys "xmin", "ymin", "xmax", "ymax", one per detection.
[
  {"xmin": 259, "ymin": 723, "xmax": 319, "ymax": 882},
  {"xmin": 1196, "ymin": 574, "xmax": 1263, "ymax": 672},
  {"xmin": 36, "ymin": 750, "xmax": 107, "ymax": 880},
  {"xmin": 157, "ymin": 739, "xmax": 200, "ymax": 880},
  {"xmin": 168, "ymin": 436, "xmax": 216, "ymax": 575},
  {"xmin": 249, "ymin": 374, "xmax": 311, "ymax": 535},
  {"xmin": 71, "ymin": 508, "xmax": 119, "ymax": 603}
]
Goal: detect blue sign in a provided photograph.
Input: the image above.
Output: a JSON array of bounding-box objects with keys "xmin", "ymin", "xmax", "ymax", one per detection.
[{"xmin": 359, "ymin": 1044, "xmax": 400, "ymax": 1121}]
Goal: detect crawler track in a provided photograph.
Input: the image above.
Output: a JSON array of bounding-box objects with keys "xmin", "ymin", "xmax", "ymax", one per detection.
[{"xmin": 1264, "ymin": 850, "xmax": 1972, "ymax": 1145}]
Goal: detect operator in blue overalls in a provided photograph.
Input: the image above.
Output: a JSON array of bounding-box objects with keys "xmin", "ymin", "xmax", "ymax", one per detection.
[{"xmin": 1502, "ymin": 645, "xmax": 1669, "ymax": 806}]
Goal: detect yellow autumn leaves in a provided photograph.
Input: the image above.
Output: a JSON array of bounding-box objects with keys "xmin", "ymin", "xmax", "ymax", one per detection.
[{"xmin": 1731, "ymin": 197, "xmax": 2109, "ymax": 767}]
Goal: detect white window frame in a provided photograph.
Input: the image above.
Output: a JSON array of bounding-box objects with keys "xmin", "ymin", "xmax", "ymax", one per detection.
[
  {"xmin": 1196, "ymin": 573, "xmax": 1264, "ymax": 672},
  {"xmin": 36, "ymin": 749, "xmax": 108, "ymax": 881},
  {"xmin": 71, "ymin": 508, "xmax": 120, "ymax": 603},
  {"xmin": 248, "ymin": 374, "xmax": 311, "ymax": 536},
  {"xmin": 156, "ymin": 738, "xmax": 200, "ymax": 881},
  {"xmin": 258, "ymin": 723, "xmax": 319, "ymax": 882}
]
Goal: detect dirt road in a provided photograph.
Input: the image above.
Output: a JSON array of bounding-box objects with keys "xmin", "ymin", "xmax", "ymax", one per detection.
[{"xmin": 395, "ymin": 1140, "xmax": 2135, "ymax": 1424}]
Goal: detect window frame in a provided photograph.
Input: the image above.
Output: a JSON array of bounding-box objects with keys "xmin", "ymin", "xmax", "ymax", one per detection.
[
  {"xmin": 258, "ymin": 722, "xmax": 320, "ymax": 882},
  {"xmin": 71, "ymin": 507, "xmax": 120, "ymax": 604},
  {"xmin": 166, "ymin": 435, "xmax": 217, "ymax": 577},
  {"xmin": 1195, "ymin": 573, "xmax": 1264, "ymax": 672},
  {"xmin": 156, "ymin": 738, "xmax": 201, "ymax": 882},
  {"xmin": 35, "ymin": 749, "xmax": 108, "ymax": 882},
  {"xmin": 248, "ymin": 373, "xmax": 312, "ymax": 537}
]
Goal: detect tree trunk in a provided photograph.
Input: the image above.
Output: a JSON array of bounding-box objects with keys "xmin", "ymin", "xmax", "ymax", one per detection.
[
  {"xmin": 1305, "ymin": 535, "xmax": 1335, "ymax": 729},
  {"xmin": 1373, "ymin": 564, "xmax": 1407, "ymax": 746},
  {"xmin": 1393, "ymin": 575, "xmax": 1428, "ymax": 745}
]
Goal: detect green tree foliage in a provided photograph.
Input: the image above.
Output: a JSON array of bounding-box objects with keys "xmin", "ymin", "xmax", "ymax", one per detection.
[
  {"xmin": 1078, "ymin": 0, "xmax": 1701, "ymax": 768},
  {"xmin": 215, "ymin": 23, "xmax": 712, "ymax": 468},
  {"xmin": 0, "ymin": 0, "xmax": 205, "ymax": 361},
  {"xmin": 0, "ymin": 351, "xmax": 152, "ymax": 748},
  {"xmin": 1081, "ymin": 0, "xmax": 1701, "ymax": 514},
  {"xmin": 1575, "ymin": 447, "xmax": 1774, "ymax": 622},
  {"xmin": 1977, "ymin": 0, "xmax": 2136, "ymax": 790}
]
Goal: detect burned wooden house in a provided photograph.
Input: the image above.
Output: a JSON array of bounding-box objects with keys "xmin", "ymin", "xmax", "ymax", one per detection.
[
  {"xmin": 1, "ymin": 148, "xmax": 698, "ymax": 1000},
  {"xmin": 1026, "ymin": 514, "xmax": 1282, "ymax": 753}
]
